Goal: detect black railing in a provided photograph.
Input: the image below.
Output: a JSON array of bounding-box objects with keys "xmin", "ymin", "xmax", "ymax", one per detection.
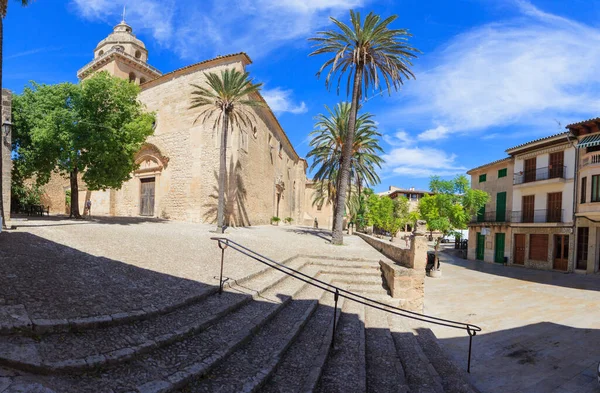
[
  {"xmin": 514, "ymin": 166, "xmax": 566, "ymax": 185},
  {"xmin": 470, "ymin": 210, "xmax": 511, "ymax": 224},
  {"xmin": 511, "ymin": 209, "xmax": 564, "ymax": 223},
  {"xmin": 212, "ymin": 237, "xmax": 482, "ymax": 373}
]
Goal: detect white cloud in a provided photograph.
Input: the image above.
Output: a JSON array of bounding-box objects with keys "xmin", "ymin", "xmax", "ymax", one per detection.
[
  {"xmin": 71, "ymin": 0, "xmax": 365, "ymax": 60},
  {"xmin": 417, "ymin": 125, "xmax": 450, "ymax": 141},
  {"xmin": 262, "ymin": 87, "xmax": 308, "ymax": 115},
  {"xmin": 383, "ymin": 130, "xmax": 413, "ymax": 146},
  {"xmin": 385, "ymin": 1, "xmax": 600, "ymax": 138}
]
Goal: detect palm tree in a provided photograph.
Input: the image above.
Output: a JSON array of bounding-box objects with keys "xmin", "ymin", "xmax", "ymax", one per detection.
[
  {"xmin": 307, "ymin": 102, "xmax": 384, "ymax": 230},
  {"xmin": 189, "ymin": 68, "xmax": 264, "ymax": 233},
  {"xmin": 310, "ymin": 10, "xmax": 419, "ymax": 244},
  {"xmin": 0, "ymin": 0, "xmax": 30, "ymax": 228}
]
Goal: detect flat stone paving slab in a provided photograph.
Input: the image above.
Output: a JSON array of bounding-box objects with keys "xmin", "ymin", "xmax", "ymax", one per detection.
[
  {"xmin": 426, "ymin": 247, "xmax": 600, "ymax": 393},
  {"xmin": 0, "ymin": 217, "xmax": 383, "ymax": 324}
]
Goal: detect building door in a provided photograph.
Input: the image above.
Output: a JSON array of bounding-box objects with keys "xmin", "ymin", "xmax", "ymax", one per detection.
[
  {"xmin": 549, "ymin": 151, "xmax": 564, "ymax": 179},
  {"xmin": 494, "ymin": 233, "xmax": 506, "ymax": 263},
  {"xmin": 547, "ymin": 192, "xmax": 562, "ymax": 223},
  {"xmin": 522, "ymin": 195, "xmax": 535, "ymax": 223},
  {"xmin": 576, "ymin": 227, "xmax": 589, "ymax": 270},
  {"xmin": 496, "ymin": 192, "xmax": 507, "ymax": 222},
  {"xmin": 553, "ymin": 235, "xmax": 569, "ymax": 271},
  {"xmin": 140, "ymin": 177, "xmax": 155, "ymax": 216},
  {"xmin": 514, "ymin": 234, "xmax": 526, "ymax": 265},
  {"xmin": 524, "ymin": 157, "xmax": 536, "ymax": 183},
  {"xmin": 476, "ymin": 232, "xmax": 485, "ymax": 260}
]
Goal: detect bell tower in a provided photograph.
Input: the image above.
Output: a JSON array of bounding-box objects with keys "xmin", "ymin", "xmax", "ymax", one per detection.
[{"xmin": 77, "ymin": 17, "xmax": 162, "ymax": 84}]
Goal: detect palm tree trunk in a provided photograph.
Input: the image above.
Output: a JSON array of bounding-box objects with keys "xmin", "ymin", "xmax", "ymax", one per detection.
[
  {"xmin": 0, "ymin": 16, "xmax": 5, "ymax": 229},
  {"xmin": 70, "ymin": 168, "xmax": 81, "ymax": 219},
  {"xmin": 216, "ymin": 112, "xmax": 229, "ymax": 233},
  {"xmin": 331, "ymin": 66, "xmax": 363, "ymax": 245}
]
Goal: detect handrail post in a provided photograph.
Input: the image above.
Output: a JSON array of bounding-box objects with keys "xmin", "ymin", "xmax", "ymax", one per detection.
[
  {"xmin": 467, "ymin": 326, "xmax": 476, "ymax": 373},
  {"xmin": 331, "ymin": 288, "xmax": 340, "ymax": 349},
  {"xmin": 217, "ymin": 239, "xmax": 228, "ymax": 295}
]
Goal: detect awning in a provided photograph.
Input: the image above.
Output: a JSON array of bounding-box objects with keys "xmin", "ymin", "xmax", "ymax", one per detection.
[{"xmin": 577, "ymin": 134, "xmax": 600, "ymax": 149}]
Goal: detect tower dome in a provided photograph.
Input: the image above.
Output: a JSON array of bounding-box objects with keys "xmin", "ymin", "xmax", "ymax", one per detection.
[{"xmin": 94, "ymin": 21, "xmax": 148, "ymax": 63}]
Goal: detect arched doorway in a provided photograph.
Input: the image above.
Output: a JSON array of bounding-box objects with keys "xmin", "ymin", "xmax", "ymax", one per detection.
[{"xmin": 133, "ymin": 143, "xmax": 169, "ymax": 217}]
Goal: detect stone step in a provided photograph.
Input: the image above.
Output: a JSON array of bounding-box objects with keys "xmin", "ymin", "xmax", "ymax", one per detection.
[
  {"xmin": 315, "ymin": 299, "xmax": 367, "ymax": 393},
  {"xmin": 5, "ymin": 266, "xmax": 320, "ymax": 392},
  {"xmin": 179, "ymin": 280, "xmax": 331, "ymax": 392},
  {"xmin": 388, "ymin": 315, "xmax": 445, "ymax": 393},
  {"xmin": 0, "ymin": 258, "xmax": 313, "ymax": 374},
  {"xmin": 259, "ymin": 288, "xmax": 346, "ymax": 393},
  {"xmin": 364, "ymin": 307, "xmax": 409, "ymax": 393},
  {"xmin": 405, "ymin": 320, "xmax": 480, "ymax": 393}
]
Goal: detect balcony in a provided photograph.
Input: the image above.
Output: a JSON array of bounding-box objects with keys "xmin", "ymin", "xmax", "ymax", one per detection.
[
  {"xmin": 469, "ymin": 211, "xmax": 511, "ymax": 224},
  {"xmin": 581, "ymin": 153, "xmax": 600, "ymax": 167},
  {"xmin": 513, "ymin": 166, "xmax": 566, "ymax": 185},
  {"xmin": 511, "ymin": 209, "xmax": 564, "ymax": 224}
]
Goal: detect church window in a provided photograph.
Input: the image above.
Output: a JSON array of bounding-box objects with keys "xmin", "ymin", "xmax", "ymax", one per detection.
[
  {"xmin": 279, "ymin": 142, "xmax": 283, "ymax": 158},
  {"xmin": 98, "ymin": 50, "xmax": 104, "ymax": 57},
  {"xmin": 135, "ymin": 50, "xmax": 142, "ymax": 59},
  {"xmin": 140, "ymin": 77, "xmax": 146, "ymax": 84},
  {"xmin": 252, "ymin": 126, "xmax": 258, "ymax": 139},
  {"xmin": 113, "ymin": 45, "xmax": 125, "ymax": 52},
  {"xmin": 239, "ymin": 130, "xmax": 248, "ymax": 152},
  {"xmin": 129, "ymin": 72, "xmax": 136, "ymax": 83}
]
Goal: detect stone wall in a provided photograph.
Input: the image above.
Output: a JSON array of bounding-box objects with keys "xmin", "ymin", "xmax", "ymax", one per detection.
[
  {"xmin": 379, "ymin": 260, "xmax": 424, "ymax": 312},
  {"xmin": 356, "ymin": 230, "xmax": 428, "ymax": 270},
  {"xmin": 1, "ymin": 89, "xmax": 11, "ymax": 222}
]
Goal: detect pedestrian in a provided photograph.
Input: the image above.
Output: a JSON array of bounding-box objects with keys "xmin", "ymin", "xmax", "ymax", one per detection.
[
  {"xmin": 314, "ymin": 217, "xmax": 319, "ymax": 229},
  {"xmin": 85, "ymin": 199, "xmax": 92, "ymax": 219}
]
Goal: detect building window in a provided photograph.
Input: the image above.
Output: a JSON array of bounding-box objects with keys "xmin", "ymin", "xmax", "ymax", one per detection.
[
  {"xmin": 135, "ymin": 50, "xmax": 142, "ymax": 59},
  {"xmin": 581, "ymin": 177, "xmax": 587, "ymax": 204},
  {"xmin": 498, "ymin": 168, "xmax": 507, "ymax": 178},
  {"xmin": 239, "ymin": 130, "xmax": 248, "ymax": 152},
  {"xmin": 98, "ymin": 50, "xmax": 104, "ymax": 57},
  {"xmin": 592, "ymin": 175, "xmax": 600, "ymax": 202},
  {"xmin": 479, "ymin": 174, "xmax": 487, "ymax": 183},
  {"xmin": 252, "ymin": 126, "xmax": 258, "ymax": 139},
  {"xmin": 577, "ymin": 227, "xmax": 589, "ymax": 270},
  {"xmin": 529, "ymin": 234, "xmax": 548, "ymax": 261},
  {"xmin": 279, "ymin": 142, "xmax": 283, "ymax": 158},
  {"xmin": 140, "ymin": 77, "xmax": 146, "ymax": 84},
  {"xmin": 587, "ymin": 145, "xmax": 600, "ymax": 153},
  {"xmin": 317, "ymin": 203, "xmax": 323, "ymax": 211},
  {"xmin": 129, "ymin": 72, "xmax": 136, "ymax": 83}
]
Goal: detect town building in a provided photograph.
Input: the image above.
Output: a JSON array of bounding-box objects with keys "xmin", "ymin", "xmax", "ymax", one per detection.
[
  {"xmin": 467, "ymin": 157, "xmax": 514, "ymax": 263},
  {"xmin": 1, "ymin": 89, "xmax": 12, "ymax": 221},
  {"xmin": 40, "ymin": 20, "xmax": 308, "ymax": 226},
  {"xmin": 566, "ymin": 118, "xmax": 600, "ymax": 273},
  {"xmin": 378, "ymin": 186, "xmax": 433, "ymax": 232}
]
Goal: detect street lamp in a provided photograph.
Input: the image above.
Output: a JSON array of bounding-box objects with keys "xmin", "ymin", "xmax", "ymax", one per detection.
[{"xmin": 2, "ymin": 120, "xmax": 11, "ymax": 144}]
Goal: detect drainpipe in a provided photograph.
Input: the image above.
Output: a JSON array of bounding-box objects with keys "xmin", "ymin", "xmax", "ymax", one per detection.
[{"xmin": 567, "ymin": 132, "xmax": 578, "ymax": 273}]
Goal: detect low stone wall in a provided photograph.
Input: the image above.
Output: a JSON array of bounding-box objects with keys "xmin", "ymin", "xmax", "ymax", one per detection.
[
  {"xmin": 355, "ymin": 230, "xmax": 427, "ymax": 271},
  {"xmin": 379, "ymin": 260, "xmax": 424, "ymax": 312}
]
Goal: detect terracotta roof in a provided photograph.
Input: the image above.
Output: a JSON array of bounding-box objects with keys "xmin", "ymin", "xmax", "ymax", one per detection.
[
  {"xmin": 467, "ymin": 157, "xmax": 512, "ymax": 174},
  {"xmin": 505, "ymin": 131, "xmax": 572, "ymax": 153},
  {"xmin": 140, "ymin": 53, "xmax": 252, "ymax": 89},
  {"xmin": 565, "ymin": 117, "xmax": 600, "ymax": 129}
]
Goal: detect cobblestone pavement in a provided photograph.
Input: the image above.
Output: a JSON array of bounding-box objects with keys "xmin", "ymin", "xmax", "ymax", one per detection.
[
  {"xmin": 426, "ymin": 246, "xmax": 600, "ymax": 393},
  {"xmin": 0, "ymin": 217, "xmax": 383, "ymax": 324}
]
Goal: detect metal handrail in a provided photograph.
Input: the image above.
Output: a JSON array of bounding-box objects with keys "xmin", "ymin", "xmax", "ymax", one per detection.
[{"xmin": 211, "ymin": 237, "xmax": 482, "ymax": 373}]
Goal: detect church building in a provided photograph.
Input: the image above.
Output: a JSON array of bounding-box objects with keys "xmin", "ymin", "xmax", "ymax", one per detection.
[{"xmin": 43, "ymin": 20, "xmax": 309, "ymax": 226}]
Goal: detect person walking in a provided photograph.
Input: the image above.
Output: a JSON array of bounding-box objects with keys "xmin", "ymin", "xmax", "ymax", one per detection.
[{"xmin": 85, "ymin": 199, "xmax": 92, "ymax": 219}]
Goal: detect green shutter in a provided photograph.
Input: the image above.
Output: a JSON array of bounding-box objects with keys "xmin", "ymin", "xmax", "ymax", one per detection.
[
  {"xmin": 477, "ymin": 204, "xmax": 486, "ymax": 222},
  {"xmin": 476, "ymin": 233, "xmax": 485, "ymax": 260},
  {"xmin": 494, "ymin": 233, "xmax": 505, "ymax": 263},
  {"xmin": 498, "ymin": 168, "xmax": 507, "ymax": 178},
  {"xmin": 479, "ymin": 174, "xmax": 487, "ymax": 183},
  {"xmin": 496, "ymin": 192, "xmax": 507, "ymax": 221}
]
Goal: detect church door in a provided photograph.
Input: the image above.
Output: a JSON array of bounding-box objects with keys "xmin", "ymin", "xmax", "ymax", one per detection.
[{"xmin": 140, "ymin": 177, "xmax": 155, "ymax": 216}]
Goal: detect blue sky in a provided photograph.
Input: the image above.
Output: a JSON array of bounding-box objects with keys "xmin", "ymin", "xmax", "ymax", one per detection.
[{"xmin": 4, "ymin": 0, "xmax": 600, "ymax": 192}]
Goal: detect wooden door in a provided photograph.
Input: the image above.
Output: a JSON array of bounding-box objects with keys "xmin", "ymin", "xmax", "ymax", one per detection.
[
  {"xmin": 496, "ymin": 192, "xmax": 506, "ymax": 222},
  {"xmin": 476, "ymin": 233, "xmax": 485, "ymax": 261},
  {"xmin": 553, "ymin": 235, "xmax": 569, "ymax": 271},
  {"xmin": 549, "ymin": 151, "xmax": 564, "ymax": 179},
  {"xmin": 522, "ymin": 195, "xmax": 535, "ymax": 223},
  {"xmin": 140, "ymin": 178, "xmax": 155, "ymax": 216},
  {"xmin": 547, "ymin": 192, "xmax": 562, "ymax": 222},
  {"xmin": 494, "ymin": 233, "xmax": 506, "ymax": 263},
  {"xmin": 524, "ymin": 157, "xmax": 536, "ymax": 183},
  {"xmin": 514, "ymin": 234, "xmax": 526, "ymax": 265}
]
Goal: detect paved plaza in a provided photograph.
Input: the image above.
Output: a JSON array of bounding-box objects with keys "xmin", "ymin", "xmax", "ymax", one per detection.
[{"xmin": 428, "ymin": 247, "xmax": 600, "ymax": 393}]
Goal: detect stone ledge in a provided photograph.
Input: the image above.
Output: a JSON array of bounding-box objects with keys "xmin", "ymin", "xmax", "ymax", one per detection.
[{"xmin": 379, "ymin": 260, "xmax": 424, "ymax": 313}]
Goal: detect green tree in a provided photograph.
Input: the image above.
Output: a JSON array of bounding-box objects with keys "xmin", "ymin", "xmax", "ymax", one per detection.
[
  {"xmin": 418, "ymin": 175, "xmax": 489, "ymax": 267},
  {"xmin": 365, "ymin": 194, "xmax": 409, "ymax": 240},
  {"xmin": 307, "ymin": 102, "xmax": 383, "ymax": 230},
  {"xmin": 12, "ymin": 72, "xmax": 155, "ymax": 218},
  {"xmin": 1, "ymin": 0, "xmax": 32, "ymax": 227},
  {"xmin": 310, "ymin": 10, "xmax": 419, "ymax": 245},
  {"xmin": 189, "ymin": 68, "xmax": 265, "ymax": 233}
]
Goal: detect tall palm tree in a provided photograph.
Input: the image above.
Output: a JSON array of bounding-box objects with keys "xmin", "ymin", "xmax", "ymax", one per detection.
[
  {"xmin": 307, "ymin": 102, "xmax": 384, "ymax": 230},
  {"xmin": 0, "ymin": 0, "xmax": 30, "ymax": 228},
  {"xmin": 189, "ymin": 68, "xmax": 264, "ymax": 233},
  {"xmin": 310, "ymin": 10, "xmax": 419, "ymax": 244}
]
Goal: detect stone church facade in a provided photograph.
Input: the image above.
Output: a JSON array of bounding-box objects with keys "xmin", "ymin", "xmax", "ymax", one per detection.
[{"xmin": 42, "ymin": 21, "xmax": 308, "ymax": 226}]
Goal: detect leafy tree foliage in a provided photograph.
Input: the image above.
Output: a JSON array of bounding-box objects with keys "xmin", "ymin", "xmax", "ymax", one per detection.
[
  {"xmin": 12, "ymin": 72, "xmax": 155, "ymax": 218},
  {"xmin": 365, "ymin": 194, "xmax": 410, "ymax": 240},
  {"xmin": 418, "ymin": 175, "xmax": 489, "ymax": 265}
]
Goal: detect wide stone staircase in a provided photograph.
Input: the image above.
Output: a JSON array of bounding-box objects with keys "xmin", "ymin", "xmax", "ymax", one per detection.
[{"xmin": 0, "ymin": 240, "xmax": 479, "ymax": 393}]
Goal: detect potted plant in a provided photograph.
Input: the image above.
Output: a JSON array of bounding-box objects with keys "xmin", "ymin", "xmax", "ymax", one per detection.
[
  {"xmin": 271, "ymin": 216, "xmax": 281, "ymax": 226},
  {"xmin": 284, "ymin": 217, "xmax": 293, "ymax": 225}
]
